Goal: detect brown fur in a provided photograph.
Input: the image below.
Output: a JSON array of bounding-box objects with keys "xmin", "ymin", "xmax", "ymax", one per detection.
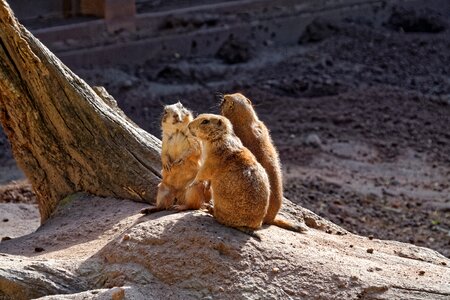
[
  {"xmin": 188, "ymin": 114, "xmax": 269, "ymax": 230},
  {"xmin": 221, "ymin": 93, "xmax": 307, "ymax": 232},
  {"xmin": 141, "ymin": 102, "xmax": 210, "ymax": 215}
]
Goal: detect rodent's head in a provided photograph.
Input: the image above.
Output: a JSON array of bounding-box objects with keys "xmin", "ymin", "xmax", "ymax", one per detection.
[
  {"xmin": 188, "ymin": 114, "xmax": 232, "ymax": 141},
  {"xmin": 220, "ymin": 93, "xmax": 258, "ymax": 122},
  {"xmin": 162, "ymin": 102, "xmax": 193, "ymax": 132}
]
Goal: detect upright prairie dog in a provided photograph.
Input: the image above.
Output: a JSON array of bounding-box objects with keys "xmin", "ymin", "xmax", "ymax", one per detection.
[
  {"xmin": 221, "ymin": 93, "xmax": 307, "ymax": 232},
  {"xmin": 141, "ymin": 102, "xmax": 210, "ymax": 214},
  {"xmin": 188, "ymin": 114, "xmax": 269, "ymax": 230}
]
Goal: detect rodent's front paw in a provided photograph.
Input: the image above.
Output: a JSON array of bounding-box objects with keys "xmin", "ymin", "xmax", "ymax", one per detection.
[
  {"xmin": 201, "ymin": 203, "xmax": 214, "ymax": 215},
  {"xmin": 173, "ymin": 158, "xmax": 184, "ymax": 166},
  {"xmin": 188, "ymin": 180, "xmax": 198, "ymax": 189},
  {"xmin": 163, "ymin": 163, "xmax": 171, "ymax": 171}
]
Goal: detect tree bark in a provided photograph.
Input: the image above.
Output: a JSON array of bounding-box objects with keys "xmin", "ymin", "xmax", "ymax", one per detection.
[{"xmin": 0, "ymin": 0, "xmax": 161, "ymax": 223}]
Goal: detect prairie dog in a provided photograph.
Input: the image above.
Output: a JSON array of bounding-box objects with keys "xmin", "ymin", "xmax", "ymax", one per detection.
[
  {"xmin": 188, "ymin": 114, "xmax": 269, "ymax": 230},
  {"xmin": 221, "ymin": 93, "xmax": 307, "ymax": 232},
  {"xmin": 141, "ymin": 102, "xmax": 210, "ymax": 214}
]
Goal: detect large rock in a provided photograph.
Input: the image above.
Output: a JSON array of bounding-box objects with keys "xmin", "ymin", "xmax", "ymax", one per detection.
[{"xmin": 0, "ymin": 194, "xmax": 449, "ymax": 299}]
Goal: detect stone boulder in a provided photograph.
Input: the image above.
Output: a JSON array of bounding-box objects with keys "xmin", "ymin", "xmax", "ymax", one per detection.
[{"xmin": 0, "ymin": 194, "xmax": 449, "ymax": 299}]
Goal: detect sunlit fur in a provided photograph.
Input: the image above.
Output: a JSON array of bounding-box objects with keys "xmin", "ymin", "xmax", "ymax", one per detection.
[
  {"xmin": 221, "ymin": 93, "xmax": 307, "ymax": 232},
  {"xmin": 189, "ymin": 114, "xmax": 269, "ymax": 229},
  {"xmin": 155, "ymin": 102, "xmax": 211, "ymax": 211}
]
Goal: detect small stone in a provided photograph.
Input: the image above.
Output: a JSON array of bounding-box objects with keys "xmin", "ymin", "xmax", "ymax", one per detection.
[
  {"xmin": 218, "ymin": 287, "xmax": 225, "ymax": 292},
  {"xmin": 122, "ymin": 234, "xmax": 130, "ymax": 241},
  {"xmin": 349, "ymin": 244, "xmax": 354, "ymax": 248},
  {"xmin": 121, "ymin": 80, "xmax": 133, "ymax": 89},
  {"xmin": 441, "ymin": 262, "xmax": 447, "ymax": 266},
  {"xmin": 368, "ymin": 235, "xmax": 374, "ymax": 240},
  {"xmin": 34, "ymin": 247, "xmax": 45, "ymax": 253},
  {"xmin": 272, "ymin": 267, "xmax": 280, "ymax": 273},
  {"xmin": 2, "ymin": 218, "xmax": 8, "ymax": 222},
  {"xmin": 366, "ymin": 248, "xmax": 374, "ymax": 254},
  {"xmin": 1, "ymin": 236, "xmax": 11, "ymax": 241},
  {"xmin": 418, "ymin": 270, "xmax": 425, "ymax": 276},
  {"xmin": 304, "ymin": 133, "xmax": 322, "ymax": 148}
]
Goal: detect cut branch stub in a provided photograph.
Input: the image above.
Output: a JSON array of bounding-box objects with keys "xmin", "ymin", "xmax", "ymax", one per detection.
[{"xmin": 0, "ymin": 0, "xmax": 162, "ymax": 222}]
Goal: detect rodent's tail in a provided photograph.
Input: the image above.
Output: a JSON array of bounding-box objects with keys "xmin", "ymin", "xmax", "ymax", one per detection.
[
  {"xmin": 140, "ymin": 206, "xmax": 163, "ymax": 215},
  {"xmin": 270, "ymin": 218, "xmax": 308, "ymax": 233}
]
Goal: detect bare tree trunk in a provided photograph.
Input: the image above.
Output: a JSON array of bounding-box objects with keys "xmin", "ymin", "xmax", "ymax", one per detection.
[{"xmin": 0, "ymin": 0, "xmax": 161, "ymax": 222}]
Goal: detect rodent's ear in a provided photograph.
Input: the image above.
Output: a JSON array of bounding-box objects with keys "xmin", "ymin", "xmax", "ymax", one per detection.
[
  {"xmin": 245, "ymin": 97, "xmax": 252, "ymax": 105},
  {"xmin": 217, "ymin": 119, "xmax": 222, "ymax": 127}
]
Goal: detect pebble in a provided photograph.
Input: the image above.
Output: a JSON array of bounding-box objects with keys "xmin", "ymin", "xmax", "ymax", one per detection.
[
  {"xmin": 304, "ymin": 133, "xmax": 322, "ymax": 148},
  {"xmin": 366, "ymin": 248, "xmax": 374, "ymax": 254}
]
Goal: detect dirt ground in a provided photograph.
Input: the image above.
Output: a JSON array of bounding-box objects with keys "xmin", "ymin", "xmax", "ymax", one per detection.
[{"xmin": 0, "ymin": 3, "xmax": 449, "ymax": 258}]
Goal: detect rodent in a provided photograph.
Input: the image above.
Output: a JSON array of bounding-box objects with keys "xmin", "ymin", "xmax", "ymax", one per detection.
[
  {"xmin": 188, "ymin": 114, "xmax": 269, "ymax": 231},
  {"xmin": 141, "ymin": 102, "xmax": 210, "ymax": 214},
  {"xmin": 220, "ymin": 93, "xmax": 307, "ymax": 232}
]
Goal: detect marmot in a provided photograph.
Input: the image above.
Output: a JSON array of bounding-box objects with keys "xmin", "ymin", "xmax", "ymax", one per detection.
[
  {"xmin": 221, "ymin": 93, "xmax": 307, "ymax": 232},
  {"xmin": 188, "ymin": 114, "xmax": 269, "ymax": 230},
  {"xmin": 141, "ymin": 102, "xmax": 210, "ymax": 214}
]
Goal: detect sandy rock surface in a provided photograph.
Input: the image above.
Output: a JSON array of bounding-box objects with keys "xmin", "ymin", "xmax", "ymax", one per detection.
[{"xmin": 0, "ymin": 194, "xmax": 448, "ymax": 299}]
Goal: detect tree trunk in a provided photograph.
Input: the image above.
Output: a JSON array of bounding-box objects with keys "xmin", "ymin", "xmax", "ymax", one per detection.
[{"xmin": 0, "ymin": 0, "xmax": 161, "ymax": 223}]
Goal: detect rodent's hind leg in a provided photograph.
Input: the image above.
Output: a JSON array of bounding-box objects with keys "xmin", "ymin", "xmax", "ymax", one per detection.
[
  {"xmin": 173, "ymin": 181, "xmax": 211, "ymax": 211},
  {"xmin": 200, "ymin": 202, "xmax": 214, "ymax": 215},
  {"xmin": 156, "ymin": 182, "xmax": 176, "ymax": 210}
]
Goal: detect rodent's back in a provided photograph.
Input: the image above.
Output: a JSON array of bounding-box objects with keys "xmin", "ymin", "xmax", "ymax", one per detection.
[
  {"xmin": 210, "ymin": 146, "xmax": 269, "ymax": 229},
  {"xmin": 221, "ymin": 95, "xmax": 283, "ymax": 223}
]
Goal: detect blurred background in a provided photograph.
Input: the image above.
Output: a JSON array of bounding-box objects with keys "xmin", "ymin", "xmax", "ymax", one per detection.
[{"xmin": 1, "ymin": 0, "xmax": 449, "ymax": 257}]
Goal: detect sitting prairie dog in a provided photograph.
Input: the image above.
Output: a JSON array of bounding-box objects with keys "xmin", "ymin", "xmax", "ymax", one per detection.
[
  {"xmin": 221, "ymin": 93, "xmax": 307, "ymax": 232},
  {"xmin": 188, "ymin": 114, "xmax": 269, "ymax": 230},
  {"xmin": 141, "ymin": 102, "xmax": 210, "ymax": 214}
]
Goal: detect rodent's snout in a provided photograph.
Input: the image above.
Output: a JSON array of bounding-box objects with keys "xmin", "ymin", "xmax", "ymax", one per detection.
[
  {"xmin": 219, "ymin": 97, "xmax": 226, "ymax": 108},
  {"xmin": 188, "ymin": 123, "xmax": 195, "ymax": 136},
  {"xmin": 220, "ymin": 95, "xmax": 233, "ymax": 110},
  {"xmin": 172, "ymin": 113, "xmax": 181, "ymax": 123}
]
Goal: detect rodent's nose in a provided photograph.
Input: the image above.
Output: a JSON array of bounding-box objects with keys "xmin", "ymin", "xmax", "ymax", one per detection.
[
  {"xmin": 220, "ymin": 96, "xmax": 228, "ymax": 108},
  {"xmin": 188, "ymin": 124, "xmax": 196, "ymax": 136}
]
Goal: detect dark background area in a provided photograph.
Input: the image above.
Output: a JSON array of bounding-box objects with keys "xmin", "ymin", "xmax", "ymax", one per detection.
[{"xmin": 1, "ymin": 0, "xmax": 449, "ymax": 257}]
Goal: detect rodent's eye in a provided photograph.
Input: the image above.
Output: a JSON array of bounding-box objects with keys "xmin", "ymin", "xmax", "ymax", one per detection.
[{"xmin": 201, "ymin": 119, "xmax": 210, "ymax": 125}]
